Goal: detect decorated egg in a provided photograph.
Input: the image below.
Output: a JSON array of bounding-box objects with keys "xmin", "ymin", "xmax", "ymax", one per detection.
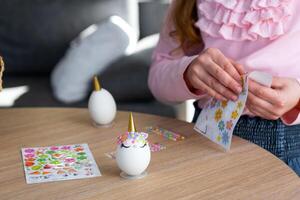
[
  {"xmin": 88, "ymin": 76, "xmax": 116, "ymax": 126},
  {"xmin": 116, "ymin": 113, "xmax": 151, "ymax": 179}
]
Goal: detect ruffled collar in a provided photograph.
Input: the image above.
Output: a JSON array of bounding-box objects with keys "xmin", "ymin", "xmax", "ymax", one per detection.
[{"xmin": 195, "ymin": 0, "xmax": 292, "ymax": 41}]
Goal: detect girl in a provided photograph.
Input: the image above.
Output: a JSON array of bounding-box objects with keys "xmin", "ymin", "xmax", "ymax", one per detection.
[
  {"xmin": 0, "ymin": 57, "xmax": 4, "ymax": 91},
  {"xmin": 149, "ymin": 0, "xmax": 300, "ymax": 175}
]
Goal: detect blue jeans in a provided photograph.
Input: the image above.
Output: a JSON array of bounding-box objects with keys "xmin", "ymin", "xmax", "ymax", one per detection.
[{"xmin": 192, "ymin": 101, "xmax": 300, "ymax": 176}]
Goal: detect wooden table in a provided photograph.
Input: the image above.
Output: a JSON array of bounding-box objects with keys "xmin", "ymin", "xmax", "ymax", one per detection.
[{"xmin": 0, "ymin": 108, "xmax": 300, "ymax": 200}]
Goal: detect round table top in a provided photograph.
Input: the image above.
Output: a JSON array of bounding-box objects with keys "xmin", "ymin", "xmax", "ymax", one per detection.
[{"xmin": 0, "ymin": 108, "xmax": 300, "ymax": 200}]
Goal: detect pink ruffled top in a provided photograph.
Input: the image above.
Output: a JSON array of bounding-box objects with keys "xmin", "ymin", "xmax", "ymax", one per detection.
[
  {"xmin": 196, "ymin": 0, "xmax": 292, "ymax": 41},
  {"xmin": 149, "ymin": 0, "xmax": 300, "ymax": 125}
]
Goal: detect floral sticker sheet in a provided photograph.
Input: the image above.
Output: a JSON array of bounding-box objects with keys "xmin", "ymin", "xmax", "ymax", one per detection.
[
  {"xmin": 21, "ymin": 144, "xmax": 101, "ymax": 184},
  {"xmin": 194, "ymin": 71, "xmax": 273, "ymax": 150},
  {"xmin": 194, "ymin": 75, "xmax": 248, "ymax": 150}
]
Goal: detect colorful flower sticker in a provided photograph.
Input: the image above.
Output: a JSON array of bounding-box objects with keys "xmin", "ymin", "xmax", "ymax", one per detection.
[
  {"xmin": 237, "ymin": 101, "xmax": 243, "ymax": 110},
  {"xmin": 65, "ymin": 158, "xmax": 75, "ymax": 163},
  {"xmin": 61, "ymin": 146, "xmax": 71, "ymax": 150},
  {"xmin": 210, "ymin": 98, "xmax": 217, "ymax": 108},
  {"xmin": 25, "ymin": 148, "xmax": 35, "ymax": 153},
  {"xmin": 25, "ymin": 154, "xmax": 35, "ymax": 158},
  {"xmin": 231, "ymin": 110, "xmax": 239, "ymax": 119},
  {"xmin": 216, "ymin": 135, "xmax": 222, "ymax": 142},
  {"xmin": 75, "ymin": 147, "xmax": 84, "ymax": 152},
  {"xmin": 215, "ymin": 109, "xmax": 223, "ymax": 122},
  {"xmin": 218, "ymin": 120, "xmax": 225, "ymax": 131},
  {"xmin": 50, "ymin": 146, "xmax": 59, "ymax": 151},
  {"xmin": 25, "ymin": 161, "xmax": 35, "ymax": 167},
  {"xmin": 117, "ymin": 131, "xmax": 148, "ymax": 146},
  {"xmin": 221, "ymin": 131, "xmax": 229, "ymax": 145},
  {"xmin": 21, "ymin": 144, "xmax": 101, "ymax": 184},
  {"xmin": 221, "ymin": 100, "xmax": 228, "ymax": 108},
  {"xmin": 194, "ymin": 72, "xmax": 253, "ymax": 150},
  {"xmin": 26, "ymin": 158, "xmax": 35, "ymax": 162},
  {"xmin": 226, "ymin": 120, "xmax": 233, "ymax": 130},
  {"xmin": 44, "ymin": 164, "xmax": 52, "ymax": 169},
  {"xmin": 52, "ymin": 153, "xmax": 62, "ymax": 158}
]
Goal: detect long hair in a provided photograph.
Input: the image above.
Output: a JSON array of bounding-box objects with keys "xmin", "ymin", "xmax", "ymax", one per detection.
[{"xmin": 169, "ymin": 0, "xmax": 202, "ymax": 53}]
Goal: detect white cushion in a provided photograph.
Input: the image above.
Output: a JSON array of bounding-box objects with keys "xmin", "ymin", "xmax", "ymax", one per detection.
[{"xmin": 51, "ymin": 16, "xmax": 137, "ymax": 103}]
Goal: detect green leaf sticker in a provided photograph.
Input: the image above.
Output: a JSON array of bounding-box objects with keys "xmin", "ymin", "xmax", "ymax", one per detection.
[
  {"xmin": 37, "ymin": 158, "xmax": 46, "ymax": 162},
  {"xmin": 50, "ymin": 160, "xmax": 61, "ymax": 165},
  {"xmin": 46, "ymin": 150, "xmax": 55, "ymax": 155},
  {"xmin": 32, "ymin": 165, "xmax": 42, "ymax": 170},
  {"xmin": 77, "ymin": 156, "xmax": 87, "ymax": 161},
  {"xmin": 39, "ymin": 154, "xmax": 49, "ymax": 159}
]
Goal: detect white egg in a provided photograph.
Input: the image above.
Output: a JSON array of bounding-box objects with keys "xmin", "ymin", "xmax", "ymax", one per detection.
[
  {"xmin": 116, "ymin": 142, "xmax": 151, "ymax": 176},
  {"xmin": 88, "ymin": 89, "xmax": 116, "ymax": 125}
]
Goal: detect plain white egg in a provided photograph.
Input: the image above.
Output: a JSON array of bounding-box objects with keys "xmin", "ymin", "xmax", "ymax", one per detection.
[{"xmin": 88, "ymin": 89, "xmax": 117, "ymax": 125}]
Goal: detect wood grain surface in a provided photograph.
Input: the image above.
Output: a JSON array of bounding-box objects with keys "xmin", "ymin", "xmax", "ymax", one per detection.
[{"xmin": 0, "ymin": 108, "xmax": 299, "ymax": 200}]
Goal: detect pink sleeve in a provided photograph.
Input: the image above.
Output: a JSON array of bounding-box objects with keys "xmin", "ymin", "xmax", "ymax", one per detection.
[
  {"xmin": 281, "ymin": 78, "xmax": 300, "ymax": 125},
  {"xmin": 148, "ymin": 6, "xmax": 203, "ymax": 104}
]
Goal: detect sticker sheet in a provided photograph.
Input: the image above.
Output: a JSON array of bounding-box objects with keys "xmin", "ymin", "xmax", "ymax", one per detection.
[
  {"xmin": 194, "ymin": 71, "xmax": 272, "ymax": 150},
  {"xmin": 21, "ymin": 144, "xmax": 101, "ymax": 184}
]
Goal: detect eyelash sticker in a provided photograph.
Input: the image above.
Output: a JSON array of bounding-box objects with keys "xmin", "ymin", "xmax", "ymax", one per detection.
[
  {"xmin": 121, "ymin": 143, "xmax": 130, "ymax": 148},
  {"xmin": 140, "ymin": 143, "xmax": 147, "ymax": 148}
]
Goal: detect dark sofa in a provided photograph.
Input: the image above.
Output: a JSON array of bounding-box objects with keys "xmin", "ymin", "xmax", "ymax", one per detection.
[{"xmin": 0, "ymin": 0, "xmax": 176, "ymax": 117}]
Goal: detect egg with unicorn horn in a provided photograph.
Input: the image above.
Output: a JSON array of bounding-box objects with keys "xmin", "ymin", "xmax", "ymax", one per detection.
[
  {"xmin": 88, "ymin": 76, "xmax": 117, "ymax": 126},
  {"xmin": 115, "ymin": 113, "xmax": 151, "ymax": 179}
]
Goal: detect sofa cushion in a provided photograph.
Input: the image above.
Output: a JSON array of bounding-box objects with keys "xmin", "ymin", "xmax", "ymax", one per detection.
[
  {"xmin": 101, "ymin": 51, "xmax": 152, "ymax": 102},
  {"xmin": 100, "ymin": 34, "xmax": 159, "ymax": 102},
  {"xmin": 51, "ymin": 16, "xmax": 136, "ymax": 103},
  {"xmin": 0, "ymin": 0, "xmax": 138, "ymax": 75}
]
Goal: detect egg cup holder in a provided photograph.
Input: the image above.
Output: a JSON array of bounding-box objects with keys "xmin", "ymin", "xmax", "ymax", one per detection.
[
  {"xmin": 120, "ymin": 171, "xmax": 148, "ymax": 180},
  {"xmin": 92, "ymin": 121, "xmax": 115, "ymax": 128}
]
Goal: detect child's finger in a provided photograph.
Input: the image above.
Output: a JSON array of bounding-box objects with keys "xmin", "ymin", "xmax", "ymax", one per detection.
[
  {"xmin": 229, "ymin": 59, "xmax": 245, "ymax": 76},
  {"xmin": 247, "ymin": 92, "xmax": 280, "ymax": 117},
  {"xmin": 204, "ymin": 59, "xmax": 242, "ymax": 95},
  {"xmin": 212, "ymin": 52, "xmax": 242, "ymax": 83},
  {"xmin": 248, "ymin": 79, "xmax": 283, "ymax": 106},
  {"xmin": 246, "ymin": 102, "xmax": 279, "ymax": 120},
  {"xmin": 199, "ymin": 73, "xmax": 238, "ymax": 101},
  {"xmin": 190, "ymin": 76, "xmax": 227, "ymax": 101}
]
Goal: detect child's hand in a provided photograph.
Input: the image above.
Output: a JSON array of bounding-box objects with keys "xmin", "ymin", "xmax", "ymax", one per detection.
[
  {"xmin": 247, "ymin": 77, "xmax": 300, "ymax": 120},
  {"xmin": 184, "ymin": 48, "xmax": 244, "ymax": 101}
]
